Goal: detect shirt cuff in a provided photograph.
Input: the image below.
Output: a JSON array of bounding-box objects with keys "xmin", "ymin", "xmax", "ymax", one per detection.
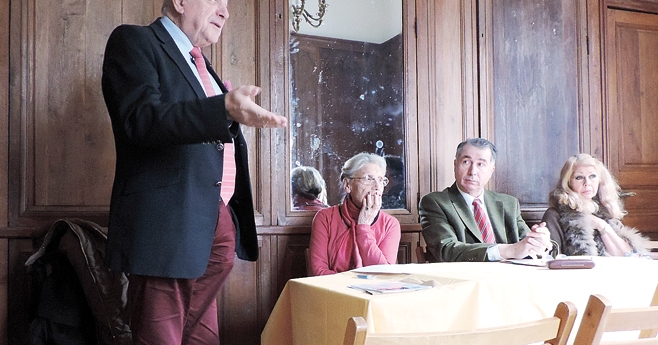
[{"xmin": 486, "ymin": 245, "xmax": 502, "ymax": 261}]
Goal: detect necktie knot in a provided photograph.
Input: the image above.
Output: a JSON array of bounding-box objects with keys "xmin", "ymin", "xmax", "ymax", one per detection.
[{"xmin": 190, "ymin": 46, "xmax": 203, "ymax": 59}]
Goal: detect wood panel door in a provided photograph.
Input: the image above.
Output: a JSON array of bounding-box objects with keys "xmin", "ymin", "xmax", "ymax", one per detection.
[
  {"xmin": 7, "ymin": 0, "xmax": 162, "ymax": 228},
  {"xmin": 478, "ymin": 0, "xmax": 591, "ymax": 222},
  {"xmin": 605, "ymin": 8, "xmax": 658, "ymax": 239}
]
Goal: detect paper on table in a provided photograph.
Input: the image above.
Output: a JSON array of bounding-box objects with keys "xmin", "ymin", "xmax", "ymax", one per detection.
[
  {"xmin": 501, "ymin": 258, "xmax": 550, "ymax": 267},
  {"xmin": 348, "ymin": 281, "xmax": 433, "ymax": 295},
  {"xmin": 351, "ymin": 264, "xmax": 432, "ymax": 275}
]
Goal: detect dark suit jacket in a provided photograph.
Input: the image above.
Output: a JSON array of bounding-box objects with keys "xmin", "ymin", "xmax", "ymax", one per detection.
[
  {"xmin": 419, "ymin": 183, "xmax": 529, "ymax": 262},
  {"xmin": 101, "ymin": 18, "xmax": 257, "ymax": 279}
]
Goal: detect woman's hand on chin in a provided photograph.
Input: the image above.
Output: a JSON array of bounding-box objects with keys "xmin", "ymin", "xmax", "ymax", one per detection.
[{"xmin": 358, "ymin": 192, "xmax": 382, "ymax": 225}]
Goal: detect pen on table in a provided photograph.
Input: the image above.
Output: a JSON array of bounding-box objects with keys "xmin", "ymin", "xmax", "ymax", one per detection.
[{"xmin": 357, "ymin": 274, "xmax": 376, "ymax": 279}]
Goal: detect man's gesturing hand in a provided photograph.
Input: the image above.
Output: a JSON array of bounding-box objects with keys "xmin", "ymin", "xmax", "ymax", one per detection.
[{"xmin": 224, "ymin": 85, "xmax": 287, "ymax": 128}]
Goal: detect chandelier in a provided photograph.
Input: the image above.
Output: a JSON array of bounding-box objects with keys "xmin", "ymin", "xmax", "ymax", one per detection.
[{"xmin": 291, "ymin": 0, "xmax": 328, "ymax": 32}]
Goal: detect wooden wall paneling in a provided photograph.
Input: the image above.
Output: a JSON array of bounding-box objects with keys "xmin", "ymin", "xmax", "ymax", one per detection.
[
  {"xmin": 462, "ymin": 0, "xmax": 480, "ymax": 147},
  {"xmin": 416, "ymin": 0, "xmax": 475, "ymax": 195},
  {"xmin": 218, "ymin": 237, "xmax": 271, "ymax": 345},
  {"xmin": 479, "ymin": 0, "xmax": 587, "ymax": 222},
  {"xmin": 8, "ymin": 0, "xmax": 141, "ymax": 228},
  {"xmin": 397, "ymin": 0, "xmax": 419, "ymax": 223},
  {"xmin": 30, "ymin": 0, "xmax": 113, "ymax": 209},
  {"xmin": 604, "ymin": 8, "xmax": 658, "ymax": 237},
  {"xmin": 585, "ymin": 0, "xmax": 604, "ymax": 159},
  {"xmin": 0, "ymin": 239, "xmax": 7, "ymax": 345},
  {"xmin": 607, "ymin": 0, "xmax": 658, "ymax": 13},
  {"xmin": 121, "ymin": 0, "xmax": 161, "ymax": 25},
  {"xmin": 275, "ymin": 234, "xmax": 311, "ymax": 295},
  {"xmin": 398, "ymin": 231, "xmax": 419, "ymax": 264},
  {"xmin": 272, "ymin": 0, "xmax": 294, "ymax": 226},
  {"xmin": 0, "ymin": 0, "xmax": 8, "ymax": 231},
  {"xmin": 6, "ymin": 238, "xmax": 35, "ymax": 345},
  {"xmin": 257, "ymin": 0, "xmax": 277, "ymax": 227},
  {"xmin": 7, "ymin": 0, "xmax": 29, "ymax": 228},
  {"xmin": 220, "ymin": 0, "xmax": 269, "ymax": 226}
]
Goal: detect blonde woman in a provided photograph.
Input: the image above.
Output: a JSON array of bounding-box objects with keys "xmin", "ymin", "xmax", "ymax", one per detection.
[{"xmin": 541, "ymin": 154, "xmax": 648, "ymax": 256}]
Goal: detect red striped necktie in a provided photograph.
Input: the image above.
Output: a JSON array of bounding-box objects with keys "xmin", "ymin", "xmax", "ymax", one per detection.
[
  {"xmin": 473, "ymin": 199, "xmax": 496, "ymax": 244},
  {"xmin": 190, "ymin": 47, "xmax": 235, "ymax": 202}
]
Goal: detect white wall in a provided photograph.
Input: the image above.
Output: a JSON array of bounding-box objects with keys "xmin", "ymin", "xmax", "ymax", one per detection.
[{"xmin": 291, "ymin": 0, "xmax": 402, "ymax": 43}]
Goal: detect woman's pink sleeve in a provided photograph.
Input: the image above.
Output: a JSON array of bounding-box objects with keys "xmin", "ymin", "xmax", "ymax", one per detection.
[{"xmin": 309, "ymin": 210, "xmax": 337, "ymax": 276}]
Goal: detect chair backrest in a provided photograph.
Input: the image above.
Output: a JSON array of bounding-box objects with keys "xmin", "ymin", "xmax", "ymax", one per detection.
[
  {"xmin": 572, "ymin": 289, "xmax": 658, "ymax": 345},
  {"xmin": 344, "ymin": 301, "xmax": 577, "ymax": 345},
  {"xmin": 415, "ymin": 245, "xmax": 428, "ymax": 263},
  {"xmin": 642, "ymin": 285, "xmax": 658, "ymax": 338},
  {"xmin": 305, "ymin": 247, "xmax": 312, "ymax": 276}
]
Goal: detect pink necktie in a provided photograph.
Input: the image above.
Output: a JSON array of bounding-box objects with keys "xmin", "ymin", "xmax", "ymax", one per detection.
[
  {"xmin": 190, "ymin": 47, "xmax": 216, "ymax": 97},
  {"xmin": 190, "ymin": 47, "xmax": 235, "ymax": 202},
  {"xmin": 473, "ymin": 199, "xmax": 496, "ymax": 244},
  {"xmin": 220, "ymin": 142, "xmax": 235, "ymax": 202}
]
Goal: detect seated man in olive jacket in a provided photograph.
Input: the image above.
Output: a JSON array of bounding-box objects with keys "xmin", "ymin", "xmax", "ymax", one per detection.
[{"xmin": 419, "ymin": 138, "xmax": 551, "ymax": 262}]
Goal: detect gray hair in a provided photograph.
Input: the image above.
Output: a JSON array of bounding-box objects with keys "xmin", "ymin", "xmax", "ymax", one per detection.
[
  {"xmin": 340, "ymin": 152, "xmax": 387, "ymax": 181},
  {"xmin": 161, "ymin": 0, "xmax": 172, "ymax": 15},
  {"xmin": 456, "ymin": 138, "xmax": 497, "ymax": 163},
  {"xmin": 291, "ymin": 166, "xmax": 326, "ymax": 200}
]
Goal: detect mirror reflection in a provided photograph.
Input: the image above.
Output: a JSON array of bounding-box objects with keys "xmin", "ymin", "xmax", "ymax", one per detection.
[
  {"xmin": 289, "ymin": 0, "xmax": 406, "ymax": 209},
  {"xmin": 291, "ymin": 166, "xmax": 329, "ymax": 211}
]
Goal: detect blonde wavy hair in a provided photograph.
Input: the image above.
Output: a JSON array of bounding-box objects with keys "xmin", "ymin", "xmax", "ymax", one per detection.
[{"xmin": 549, "ymin": 153, "xmax": 626, "ymax": 219}]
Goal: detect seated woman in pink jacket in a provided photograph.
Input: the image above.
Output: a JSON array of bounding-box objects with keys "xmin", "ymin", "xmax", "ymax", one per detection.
[{"xmin": 308, "ymin": 152, "xmax": 401, "ymax": 276}]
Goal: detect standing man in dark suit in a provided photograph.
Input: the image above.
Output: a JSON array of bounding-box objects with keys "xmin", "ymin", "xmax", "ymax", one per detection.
[
  {"xmin": 419, "ymin": 138, "xmax": 551, "ymax": 262},
  {"xmin": 101, "ymin": 0, "xmax": 286, "ymax": 343}
]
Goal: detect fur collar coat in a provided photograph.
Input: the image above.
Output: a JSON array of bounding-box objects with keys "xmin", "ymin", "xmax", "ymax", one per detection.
[{"xmin": 543, "ymin": 203, "xmax": 648, "ymax": 256}]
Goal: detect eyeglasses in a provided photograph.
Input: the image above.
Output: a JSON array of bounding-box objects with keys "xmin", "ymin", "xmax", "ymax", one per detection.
[{"xmin": 351, "ymin": 175, "xmax": 389, "ymax": 187}]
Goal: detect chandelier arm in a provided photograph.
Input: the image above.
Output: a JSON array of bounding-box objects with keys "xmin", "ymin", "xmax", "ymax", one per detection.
[{"xmin": 291, "ymin": 0, "xmax": 328, "ymax": 32}]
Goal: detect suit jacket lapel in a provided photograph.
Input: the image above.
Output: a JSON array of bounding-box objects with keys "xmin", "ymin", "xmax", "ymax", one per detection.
[
  {"xmin": 448, "ymin": 184, "xmax": 484, "ymax": 242},
  {"xmin": 150, "ymin": 19, "xmax": 207, "ymax": 99},
  {"xmin": 484, "ymin": 190, "xmax": 505, "ymax": 243}
]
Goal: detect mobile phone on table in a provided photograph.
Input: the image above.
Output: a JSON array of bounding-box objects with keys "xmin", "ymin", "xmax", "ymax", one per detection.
[{"xmin": 547, "ymin": 258, "xmax": 595, "ymax": 269}]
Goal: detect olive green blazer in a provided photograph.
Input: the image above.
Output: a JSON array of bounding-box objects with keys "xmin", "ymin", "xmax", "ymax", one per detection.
[{"xmin": 419, "ymin": 183, "xmax": 529, "ymax": 262}]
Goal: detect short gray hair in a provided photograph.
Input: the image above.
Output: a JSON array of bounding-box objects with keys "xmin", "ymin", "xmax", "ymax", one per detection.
[
  {"xmin": 291, "ymin": 166, "xmax": 326, "ymax": 200},
  {"xmin": 340, "ymin": 152, "xmax": 387, "ymax": 181},
  {"xmin": 161, "ymin": 0, "xmax": 172, "ymax": 15},
  {"xmin": 456, "ymin": 138, "xmax": 497, "ymax": 163}
]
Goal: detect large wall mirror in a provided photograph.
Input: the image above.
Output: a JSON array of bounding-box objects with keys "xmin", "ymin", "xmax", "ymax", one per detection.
[{"xmin": 288, "ymin": 0, "xmax": 407, "ymax": 211}]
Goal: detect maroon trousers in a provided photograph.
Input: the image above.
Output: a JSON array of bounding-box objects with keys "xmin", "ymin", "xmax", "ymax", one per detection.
[{"xmin": 128, "ymin": 201, "xmax": 236, "ymax": 345}]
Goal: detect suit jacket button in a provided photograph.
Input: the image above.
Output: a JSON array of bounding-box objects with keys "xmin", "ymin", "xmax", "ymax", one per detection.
[
  {"xmin": 216, "ymin": 143, "xmax": 224, "ymax": 151},
  {"xmin": 215, "ymin": 181, "xmax": 222, "ymax": 187}
]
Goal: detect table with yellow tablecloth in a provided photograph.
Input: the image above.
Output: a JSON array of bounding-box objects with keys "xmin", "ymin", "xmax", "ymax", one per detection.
[{"xmin": 261, "ymin": 257, "xmax": 658, "ymax": 345}]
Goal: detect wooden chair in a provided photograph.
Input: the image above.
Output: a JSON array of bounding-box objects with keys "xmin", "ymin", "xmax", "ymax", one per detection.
[
  {"xmin": 344, "ymin": 301, "xmax": 577, "ymax": 345},
  {"xmin": 305, "ymin": 247, "xmax": 312, "ymax": 276},
  {"xmin": 572, "ymin": 287, "xmax": 658, "ymax": 345},
  {"xmin": 415, "ymin": 244, "xmax": 428, "ymax": 263}
]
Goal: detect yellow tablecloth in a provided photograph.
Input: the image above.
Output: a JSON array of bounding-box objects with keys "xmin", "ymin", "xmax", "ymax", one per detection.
[{"xmin": 261, "ymin": 257, "xmax": 658, "ymax": 345}]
